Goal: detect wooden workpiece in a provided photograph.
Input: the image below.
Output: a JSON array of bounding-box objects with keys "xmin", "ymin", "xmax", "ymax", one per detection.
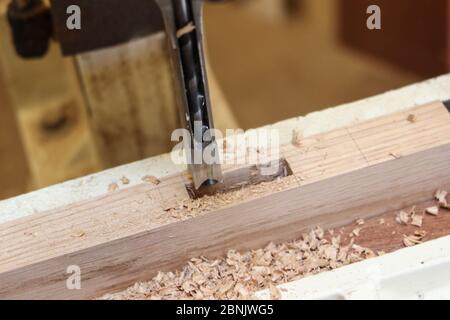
[{"xmin": 1, "ymin": 100, "xmax": 450, "ymax": 299}]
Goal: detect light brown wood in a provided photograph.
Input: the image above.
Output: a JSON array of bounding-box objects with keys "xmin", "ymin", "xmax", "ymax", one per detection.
[{"xmin": 1, "ymin": 102, "xmax": 450, "ymax": 299}]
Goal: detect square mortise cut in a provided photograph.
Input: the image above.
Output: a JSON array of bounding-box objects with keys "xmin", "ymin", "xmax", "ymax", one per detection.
[{"xmin": 186, "ymin": 158, "xmax": 293, "ymax": 199}]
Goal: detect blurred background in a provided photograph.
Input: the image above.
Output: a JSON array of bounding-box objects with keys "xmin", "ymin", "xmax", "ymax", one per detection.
[{"xmin": 0, "ymin": 0, "xmax": 447, "ymax": 200}]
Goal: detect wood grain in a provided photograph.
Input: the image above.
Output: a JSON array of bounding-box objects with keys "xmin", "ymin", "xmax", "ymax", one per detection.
[{"xmin": 1, "ymin": 102, "xmax": 450, "ymax": 299}]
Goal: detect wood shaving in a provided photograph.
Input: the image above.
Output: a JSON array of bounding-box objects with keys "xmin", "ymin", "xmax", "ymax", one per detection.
[
  {"xmin": 410, "ymin": 214, "xmax": 423, "ymax": 227},
  {"xmin": 356, "ymin": 218, "xmax": 365, "ymax": 225},
  {"xmin": 176, "ymin": 22, "xmax": 196, "ymax": 38},
  {"xmin": 120, "ymin": 176, "xmax": 130, "ymax": 185},
  {"xmin": 291, "ymin": 128, "xmax": 303, "ymax": 148},
  {"xmin": 142, "ymin": 175, "xmax": 161, "ymax": 185},
  {"xmin": 395, "ymin": 210, "xmax": 410, "ymax": 225},
  {"xmin": 403, "ymin": 230, "xmax": 426, "ymax": 247},
  {"xmin": 395, "ymin": 206, "xmax": 417, "ymax": 226},
  {"xmin": 407, "ymin": 114, "xmax": 417, "ymax": 123},
  {"xmin": 100, "ymin": 227, "xmax": 375, "ymax": 300},
  {"xmin": 435, "ymin": 189, "xmax": 448, "ymax": 202},
  {"xmin": 407, "ymin": 206, "xmax": 422, "ymax": 227},
  {"xmin": 71, "ymin": 231, "xmax": 86, "ymax": 238},
  {"xmin": 435, "ymin": 189, "xmax": 449, "ymax": 209},
  {"xmin": 425, "ymin": 206, "xmax": 439, "ymax": 216},
  {"xmin": 350, "ymin": 228, "xmax": 361, "ymax": 237},
  {"xmin": 389, "ymin": 152, "xmax": 401, "ymax": 159},
  {"xmin": 108, "ymin": 183, "xmax": 119, "ymax": 192},
  {"xmin": 379, "ymin": 218, "xmax": 385, "ymax": 225}
]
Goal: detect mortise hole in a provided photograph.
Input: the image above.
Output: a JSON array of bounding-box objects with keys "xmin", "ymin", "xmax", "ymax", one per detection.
[{"xmin": 186, "ymin": 158, "xmax": 293, "ymax": 200}]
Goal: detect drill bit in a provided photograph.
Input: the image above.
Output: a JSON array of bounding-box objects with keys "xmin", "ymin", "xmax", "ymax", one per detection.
[{"xmin": 156, "ymin": 0, "xmax": 223, "ymax": 189}]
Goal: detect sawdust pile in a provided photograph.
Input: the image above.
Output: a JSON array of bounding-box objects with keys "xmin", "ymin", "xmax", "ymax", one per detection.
[
  {"xmin": 100, "ymin": 228, "xmax": 375, "ymax": 300},
  {"xmin": 159, "ymin": 176, "xmax": 298, "ymax": 223},
  {"xmin": 394, "ymin": 189, "xmax": 450, "ymax": 247},
  {"xmin": 403, "ymin": 230, "xmax": 427, "ymax": 247}
]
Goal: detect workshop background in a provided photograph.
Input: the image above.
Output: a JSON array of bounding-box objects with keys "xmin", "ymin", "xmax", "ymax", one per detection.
[{"xmin": 0, "ymin": 0, "xmax": 446, "ymax": 200}]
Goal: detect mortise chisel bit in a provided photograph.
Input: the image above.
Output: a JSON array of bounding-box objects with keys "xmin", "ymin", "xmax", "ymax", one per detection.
[{"xmin": 156, "ymin": 0, "xmax": 224, "ymax": 189}]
